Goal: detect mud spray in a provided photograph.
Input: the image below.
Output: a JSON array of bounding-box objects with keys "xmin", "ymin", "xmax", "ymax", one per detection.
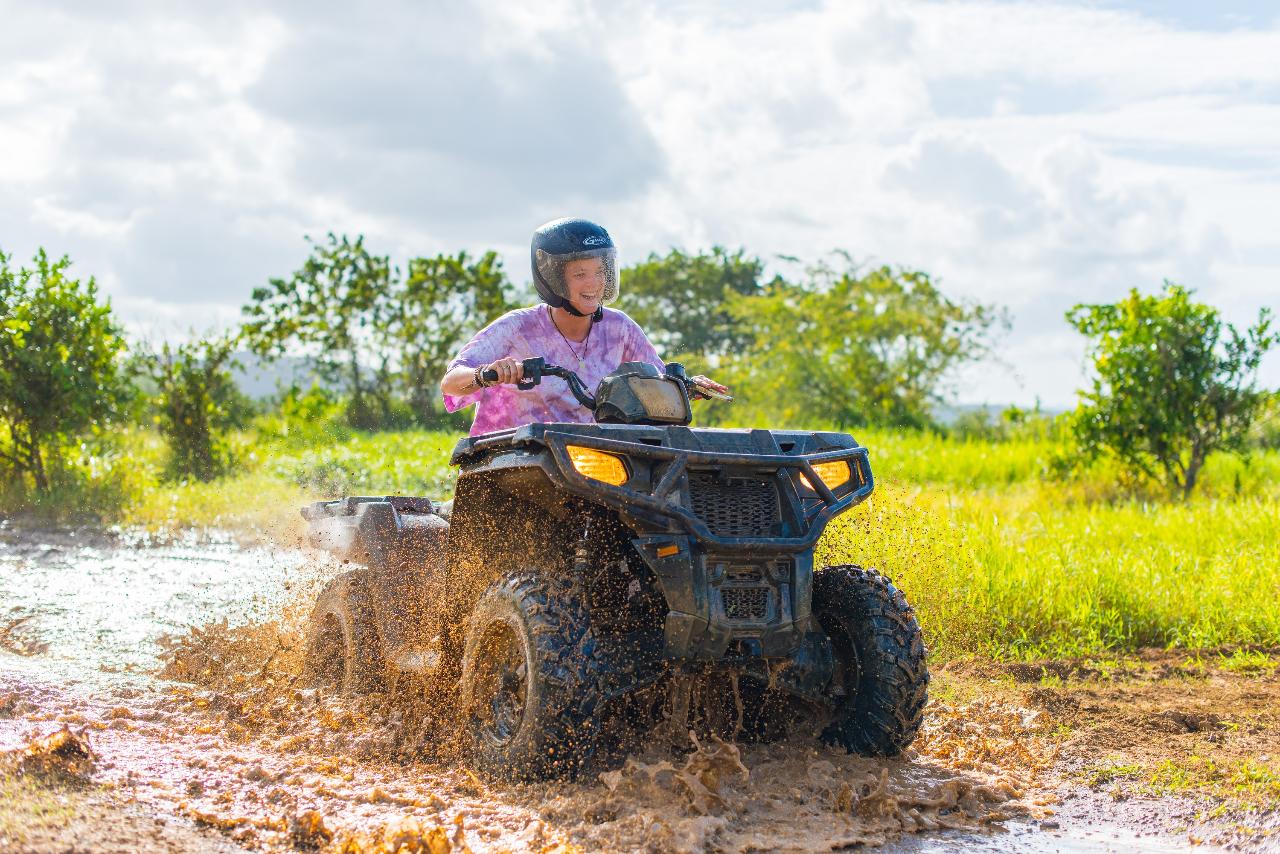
[{"xmin": 0, "ymin": 524, "xmax": 1061, "ymax": 853}]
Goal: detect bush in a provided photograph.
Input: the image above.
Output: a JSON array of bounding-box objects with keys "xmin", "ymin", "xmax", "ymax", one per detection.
[
  {"xmin": 254, "ymin": 386, "xmax": 351, "ymax": 447},
  {"xmin": 145, "ymin": 336, "xmax": 251, "ymax": 482},
  {"xmin": 1067, "ymin": 283, "xmax": 1276, "ymax": 498},
  {"xmin": 1251, "ymin": 393, "xmax": 1280, "ymax": 451},
  {"xmin": 0, "ymin": 431, "xmax": 150, "ymax": 522},
  {"xmin": 0, "ymin": 250, "xmax": 129, "ymax": 492}
]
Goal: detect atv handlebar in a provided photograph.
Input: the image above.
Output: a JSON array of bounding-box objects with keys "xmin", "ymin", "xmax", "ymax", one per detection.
[
  {"xmin": 481, "ymin": 358, "xmax": 729, "ymax": 408},
  {"xmin": 481, "ymin": 358, "xmax": 597, "ymax": 409}
]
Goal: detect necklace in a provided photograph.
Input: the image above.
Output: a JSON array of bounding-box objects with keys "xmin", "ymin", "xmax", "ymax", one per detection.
[{"xmin": 549, "ymin": 306, "xmax": 593, "ymax": 370}]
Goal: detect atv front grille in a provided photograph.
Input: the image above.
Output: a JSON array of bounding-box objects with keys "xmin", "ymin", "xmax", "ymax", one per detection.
[
  {"xmin": 687, "ymin": 472, "xmax": 779, "ymax": 537},
  {"xmin": 721, "ymin": 587, "xmax": 769, "ymax": 621}
]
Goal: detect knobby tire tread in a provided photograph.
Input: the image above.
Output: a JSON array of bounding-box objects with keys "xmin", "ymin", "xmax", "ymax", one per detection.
[
  {"xmin": 465, "ymin": 571, "xmax": 608, "ymax": 780},
  {"xmin": 814, "ymin": 564, "xmax": 929, "ymax": 756}
]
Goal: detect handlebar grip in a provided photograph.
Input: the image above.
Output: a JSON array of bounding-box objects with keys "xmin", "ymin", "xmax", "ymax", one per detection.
[{"xmin": 481, "ymin": 368, "xmax": 499, "ymax": 382}]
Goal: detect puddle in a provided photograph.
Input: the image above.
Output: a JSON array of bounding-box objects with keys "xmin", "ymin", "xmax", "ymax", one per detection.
[{"xmin": 0, "ymin": 525, "xmax": 310, "ymax": 680}]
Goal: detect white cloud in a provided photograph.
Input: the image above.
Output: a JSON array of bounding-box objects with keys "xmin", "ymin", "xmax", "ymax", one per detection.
[{"xmin": 1, "ymin": 0, "xmax": 1277, "ymax": 405}]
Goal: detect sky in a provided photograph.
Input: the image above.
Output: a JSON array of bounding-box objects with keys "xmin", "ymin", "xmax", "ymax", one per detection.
[{"xmin": 2, "ymin": 0, "xmax": 1278, "ymax": 408}]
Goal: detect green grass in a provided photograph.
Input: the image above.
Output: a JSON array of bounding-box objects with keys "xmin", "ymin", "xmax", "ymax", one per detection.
[
  {"xmin": 1085, "ymin": 762, "xmax": 1144, "ymax": 787},
  {"xmin": 0, "ymin": 771, "xmax": 80, "ymax": 848},
  {"xmin": 4, "ymin": 423, "xmax": 1279, "ymax": 662},
  {"xmin": 854, "ymin": 426, "xmax": 1280, "ymax": 498},
  {"xmin": 1217, "ymin": 649, "xmax": 1279, "ymax": 675},
  {"xmin": 1146, "ymin": 756, "xmax": 1280, "ymax": 803},
  {"xmin": 820, "ymin": 481, "xmax": 1280, "ymax": 659}
]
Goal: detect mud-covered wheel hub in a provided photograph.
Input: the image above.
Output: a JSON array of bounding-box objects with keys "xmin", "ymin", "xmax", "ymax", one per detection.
[
  {"xmin": 470, "ymin": 622, "xmax": 529, "ymax": 745},
  {"xmin": 825, "ymin": 625, "xmax": 863, "ymax": 705},
  {"xmin": 307, "ymin": 613, "xmax": 347, "ymax": 691},
  {"xmin": 459, "ymin": 572, "xmax": 607, "ymax": 780},
  {"xmin": 302, "ymin": 570, "xmax": 384, "ymax": 695}
]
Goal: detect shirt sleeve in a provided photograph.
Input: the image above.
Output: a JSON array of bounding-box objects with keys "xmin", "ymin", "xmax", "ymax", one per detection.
[
  {"xmin": 442, "ymin": 313, "xmax": 517, "ymax": 412},
  {"xmin": 618, "ymin": 312, "xmax": 664, "ymax": 370}
]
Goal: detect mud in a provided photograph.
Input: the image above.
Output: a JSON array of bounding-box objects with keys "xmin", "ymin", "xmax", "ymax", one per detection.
[
  {"xmin": 953, "ymin": 652, "xmax": 1280, "ymax": 849},
  {"xmin": 0, "ymin": 522, "xmax": 1260, "ymax": 852}
]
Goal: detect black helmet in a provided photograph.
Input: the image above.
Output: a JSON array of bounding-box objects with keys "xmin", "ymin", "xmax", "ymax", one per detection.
[{"xmin": 531, "ymin": 217, "xmax": 619, "ymax": 318}]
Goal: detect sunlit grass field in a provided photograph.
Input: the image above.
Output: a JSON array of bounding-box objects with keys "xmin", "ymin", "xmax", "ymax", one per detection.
[{"xmin": 6, "ymin": 423, "xmax": 1278, "ymax": 662}]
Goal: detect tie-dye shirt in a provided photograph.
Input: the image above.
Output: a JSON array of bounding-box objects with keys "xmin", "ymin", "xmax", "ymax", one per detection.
[{"xmin": 443, "ymin": 305, "xmax": 664, "ymax": 436}]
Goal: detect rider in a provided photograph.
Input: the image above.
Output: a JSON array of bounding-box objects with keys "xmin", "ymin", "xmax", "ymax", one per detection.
[{"xmin": 440, "ymin": 217, "xmax": 728, "ymax": 436}]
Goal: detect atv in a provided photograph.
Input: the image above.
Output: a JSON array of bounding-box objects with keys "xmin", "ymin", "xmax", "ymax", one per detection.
[{"xmin": 300, "ymin": 359, "xmax": 928, "ymax": 779}]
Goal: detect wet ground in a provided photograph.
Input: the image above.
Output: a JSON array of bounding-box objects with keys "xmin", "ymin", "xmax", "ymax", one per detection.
[{"xmin": 0, "ymin": 521, "xmax": 1269, "ymax": 852}]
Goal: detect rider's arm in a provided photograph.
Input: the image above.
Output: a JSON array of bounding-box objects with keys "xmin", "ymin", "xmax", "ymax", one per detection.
[
  {"xmin": 440, "ymin": 358, "xmax": 524, "ymax": 396},
  {"xmin": 441, "ymin": 365, "xmax": 484, "ymax": 397},
  {"xmin": 615, "ymin": 310, "xmax": 729, "ymax": 396},
  {"xmin": 440, "ymin": 312, "xmax": 524, "ymax": 405}
]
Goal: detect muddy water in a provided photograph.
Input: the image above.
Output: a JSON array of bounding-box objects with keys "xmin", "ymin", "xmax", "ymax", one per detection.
[
  {"xmin": 0, "ymin": 525, "xmax": 308, "ymax": 677},
  {"xmin": 0, "ymin": 524, "xmax": 1217, "ymax": 853}
]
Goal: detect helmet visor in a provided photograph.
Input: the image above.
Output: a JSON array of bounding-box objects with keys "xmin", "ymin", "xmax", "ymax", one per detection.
[{"xmin": 536, "ymin": 247, "xmax": 619, "ymax": 307}]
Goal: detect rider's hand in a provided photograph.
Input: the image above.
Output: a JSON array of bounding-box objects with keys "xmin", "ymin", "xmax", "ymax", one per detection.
[
  {"xmin": 484, "ymin": 357, "xmax": 524, "ymax": 386},
  {"xmin": 690, "ymin": 375, "xmax": 730, "ymax": 399}
]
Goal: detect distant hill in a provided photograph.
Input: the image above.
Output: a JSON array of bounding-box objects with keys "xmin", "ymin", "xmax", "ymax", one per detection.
[
  {"xmin": 229, "ymin": 353, "xmax": 327, "ymax": 400},
  {"xmin": 932, "ymin": 402, "xmax": 1066, "ymax": 426}
]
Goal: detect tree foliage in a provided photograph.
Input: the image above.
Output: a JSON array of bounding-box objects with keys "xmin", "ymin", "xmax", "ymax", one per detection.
[
  {"xmin": 617, "ymin": 247, "xmax": 766, "ymax": 361},
  {"xmin": 241, "ymin": 234, "xmax": 393, "ymax": 429},
  {"xmin": 397, "ymin": 251, "xmax": 516, "ymax": 423},
  {"xmin": 1067, "ymin": 283, "xmax": 1277, "ymax": 497},
  {"xmin": 145, "ymin": 334, "xmax": 249, "ymax": 482},
  {"xmin": 723, "ymin": 259, "xmax": 1006, "ymax": 428},
  {"xmin": 0, "ymin": 250, "xmax": 128, "ymax": 492}
]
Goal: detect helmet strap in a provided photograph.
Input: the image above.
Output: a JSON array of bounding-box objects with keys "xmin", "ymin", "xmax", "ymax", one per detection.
[{"xmin": 560, "ymin": 299, "xmax": 603, "ymax": 321}]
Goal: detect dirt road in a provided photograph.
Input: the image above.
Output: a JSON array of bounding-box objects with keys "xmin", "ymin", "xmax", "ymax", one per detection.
[{"xmin": 0, "ymin": 522, "xmax": 1273, "ymax": 852}]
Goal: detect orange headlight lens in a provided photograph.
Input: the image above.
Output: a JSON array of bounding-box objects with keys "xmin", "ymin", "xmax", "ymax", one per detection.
[
  {"xmin": 566, "ymin": 445, "xmax": 628, "ymax": 486},
  {"xmin": 800, "ymin": 460, "xmax": 851, "ymax": 492}
]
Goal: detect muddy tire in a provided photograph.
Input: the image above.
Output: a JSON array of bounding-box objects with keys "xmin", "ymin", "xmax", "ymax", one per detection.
[
  {"xmin": 303, "ymin": 570, "xmax": 384, "ymax": 694},
  {"xmin": 813, "ymin": 564, "xmax": 928, "ymax": 755},
  {"xmin": 459, "ymin": 571, "xmax": 605, "ymax": 781}
]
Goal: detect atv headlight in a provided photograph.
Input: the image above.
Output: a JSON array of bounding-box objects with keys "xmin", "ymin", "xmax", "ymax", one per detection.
[
  {"xmin": 566, "ymin": 445, "xmax": 628, "ymax": 486},
  {"xmin": 800, "ymin": 460, "xmax": 851, "ymax": 492}
]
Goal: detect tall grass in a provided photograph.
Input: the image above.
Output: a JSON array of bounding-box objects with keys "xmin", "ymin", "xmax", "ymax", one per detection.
[
  {"xmin": 819, "ymin": 483, "xmax": 1280, "ymax": 660},
  {"xmin": 852, "ymin": 427, "xmax": 1280, "ymax": 498}
]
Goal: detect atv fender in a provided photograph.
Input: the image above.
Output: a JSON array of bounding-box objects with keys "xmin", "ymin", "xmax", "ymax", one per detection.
[{"xmin": 302, "ymin": 496, "xmax": 450, "ymax": 661}]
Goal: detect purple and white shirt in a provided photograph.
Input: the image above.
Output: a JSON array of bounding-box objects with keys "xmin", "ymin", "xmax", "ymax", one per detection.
[{"xmin": 443, "ymin": 305, "xmax": 663, "ymax": 436}]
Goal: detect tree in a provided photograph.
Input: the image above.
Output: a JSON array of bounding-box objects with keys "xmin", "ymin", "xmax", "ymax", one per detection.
[
  {"xmin": 617, "ymin": 247, "xmax": 766, "ymax": 362},
  {"xmin": 724, "ymin": 258, "xmax": 1006, "ymax": 428},
  {"xmin": 396, "ymin": 250, "xmax": 516, "ymax": 423},
  {"xmin": 1067, "ymin": 283, "xmax": 1276, "ymax": 498},
  {"xmin": 242, "ymin": 235, "xmax": 393, "ymax": 429},
  {"xmin": 145, "ymin": 334, "xmax": 249, "ymax": 481},
  {"xmin": 0, "ymin": 250, "xmax": 128, "ymax": 492}
]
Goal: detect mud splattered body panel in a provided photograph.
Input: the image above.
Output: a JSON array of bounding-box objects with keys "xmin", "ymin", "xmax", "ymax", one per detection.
[{"xmin": 451, "ymin": 423, "xmax": 872, "ymax": 663}]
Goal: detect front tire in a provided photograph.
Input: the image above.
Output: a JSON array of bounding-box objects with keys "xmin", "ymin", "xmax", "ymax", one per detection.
[
  {"xmin": 303, "ymin": 570, "xmax": 385, "ymax": 694},
  {"xmin": 459, "ymin": 572, "xmax": 605, "ymax": 780},
  {"xmin": 813, "ymin": 565, "xmax": 928, "ymax": 755}
]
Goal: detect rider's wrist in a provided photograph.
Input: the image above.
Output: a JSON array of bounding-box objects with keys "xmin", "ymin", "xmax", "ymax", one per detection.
[{"xmin": 473, "ymin": 366, "xmax": 490, "ymax": 389}]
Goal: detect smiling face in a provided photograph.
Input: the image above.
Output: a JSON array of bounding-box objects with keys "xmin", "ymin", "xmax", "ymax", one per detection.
[{"xmin": 562, "ymin": 257, "xmax": 609, "ymax": 314}]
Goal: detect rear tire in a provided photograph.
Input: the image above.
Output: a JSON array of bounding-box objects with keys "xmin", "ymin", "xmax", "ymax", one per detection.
[
  {"xmin": 459, "ymin": 571, "xmax": 606, "ymax": 780},
  {"xmin": 813, "ymin": 565, "xmax": 928, "ymax": 755},
  {"xmin": 303, "ymin": 570, "xmax": 385, "ymax": 694}
]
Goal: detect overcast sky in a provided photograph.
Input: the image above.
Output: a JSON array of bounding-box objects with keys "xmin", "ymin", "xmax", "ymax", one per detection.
[{"xmin": 2, "ymin": 0, "xmax": 1278, "ymax": 407}]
